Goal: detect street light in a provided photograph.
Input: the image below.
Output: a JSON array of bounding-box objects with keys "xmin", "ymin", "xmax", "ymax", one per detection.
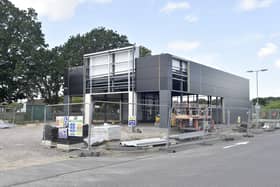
[
  {"xmin": 246, "ymin": 69, "xmax": 268, "ymax": 105},
  {"xmin": 247, "ymin": 68, "xmax": 268, "ymax": 127}
]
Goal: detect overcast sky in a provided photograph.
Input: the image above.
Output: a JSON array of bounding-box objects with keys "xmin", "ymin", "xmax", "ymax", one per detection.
[{"xmin": 10, "ymin": 0, "xmax": 280, "ymax": 99}]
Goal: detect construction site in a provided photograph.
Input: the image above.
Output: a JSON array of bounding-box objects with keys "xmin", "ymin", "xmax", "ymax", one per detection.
[
  {"xmin": 26, "ymin": 45, "xmax": 260, "ymax": 151},
  {"xmin": 1, "ymin": 46, "xmax": 280, "ymax": 183}
]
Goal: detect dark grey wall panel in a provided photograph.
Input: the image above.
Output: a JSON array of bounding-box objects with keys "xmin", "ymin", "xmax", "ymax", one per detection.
[
  {"xmin": 64, "ymin": 66, "xmax": 84, "ymax": 96},
  {"xmin": 136, "ymin": 54, "xmax": 172, "ymax": 92},
  {"xmin": 189, "ymin": 61, "xmax": 250, "ymax": 123}
]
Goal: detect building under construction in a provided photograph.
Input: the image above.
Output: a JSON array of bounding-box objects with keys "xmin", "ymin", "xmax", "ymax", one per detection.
[{"xmin": 64, "ymin": 46, "xmax": 250, "ymax": 128}]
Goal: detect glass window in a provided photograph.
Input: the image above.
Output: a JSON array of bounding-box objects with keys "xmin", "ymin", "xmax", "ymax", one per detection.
[
  {"xmin": 172, "ymin": 79, "xmax": 181, "ymax": 90},
  {"xmin": 183, "ymin": 80, "xmax": 188, "ymax": 91},
  {"xmin": 182, "ymin": 62, "xmax": 187, "ymax": 72},
  {"xmin": 172, "ymin": 59, "xmax": 180, "ymax": 71}
]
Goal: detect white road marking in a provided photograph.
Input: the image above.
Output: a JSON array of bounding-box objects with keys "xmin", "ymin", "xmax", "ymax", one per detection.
[{"xmin": 223, "ymin": 141, "xmax": 249, "ymax": 149}]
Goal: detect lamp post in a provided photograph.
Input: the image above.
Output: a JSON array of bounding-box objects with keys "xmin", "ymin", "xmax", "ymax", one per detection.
[{"xmin": 247, "ymin": 69, "xmax": 268, "ymax": 127}]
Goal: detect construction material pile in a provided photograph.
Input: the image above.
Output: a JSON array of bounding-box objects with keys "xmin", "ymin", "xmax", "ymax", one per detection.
[{"xmin": 0, "ymin": 120, "xmax": 14, "ymax": 129}]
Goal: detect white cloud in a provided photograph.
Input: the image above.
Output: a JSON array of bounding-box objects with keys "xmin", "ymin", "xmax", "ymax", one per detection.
[
  {"xmin": 91, "ymin": 0, "xmax": 112, "ymax": 4},
  {"xmin": 10, "ymin": 0, "xmax": 112, "ymax": 21},
  {"xmin": 275, "ymin": 59, "xmax": 280, "ymax": 68},
  {"xmin": 270, "ymin": 32, "xmax": 280, "ymax": 39},
  {"xmin": 160, "ymin": 1, "xmax": 190, "ymax": 14},
  {"xmin": 257, "ymin": 42, "xmax": 278, "ymax": 58},
  {"xmin": 184, "ymin": 15, "xmax": 199, "ymax": 23},
  {"xmin": 238, "ymin": 0, "xmax": 274, "ymax": 11},
  {"xmin": 168, "ymin": 41, "xmax": 200, "ymax": 51}
]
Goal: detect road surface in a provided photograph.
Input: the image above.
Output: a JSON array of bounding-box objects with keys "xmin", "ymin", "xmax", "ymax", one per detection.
[{"xmin": 1, "ymin": 131, "xmax": 280, "ymax": 187}]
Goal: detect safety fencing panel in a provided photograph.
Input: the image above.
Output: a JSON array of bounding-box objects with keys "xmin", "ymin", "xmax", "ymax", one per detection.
[
  {"xmin": 41, "ymin": 101, "xmax": 240, "ymax": 150},
  {"xmin": 260, "ymin": 109, "xmax": 280, "ymax": 120},
  {"xmin": 91, "ymin": 100, "xmax": 169, "ymax": 148},
  {"xmin": 168, "ymin": 103, "xmax": 211, "ymax": 141},
  {"xmin": 43, "ymin": 103, "xmax": 88, "ymax": 150},
  {"xmin": 0, "ymin": 104, "xmax": 46, "ymax": 124},
  {"xmin": 41, "ymin": 102, "xmax": 169, "ymax": 150},
  {"xmin": 0, "ymin": 105, "xmax": 16, "ymax": 124}
]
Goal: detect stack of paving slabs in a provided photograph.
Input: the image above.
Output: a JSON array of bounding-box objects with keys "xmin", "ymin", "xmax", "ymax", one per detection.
[{"xmin": 92, "ymin": 124, "xmax": 121, "ymax": 141}]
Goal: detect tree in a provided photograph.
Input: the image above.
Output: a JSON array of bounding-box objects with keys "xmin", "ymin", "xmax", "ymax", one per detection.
[
  {"xmin": 263, "ymin": 100, "xmax": 280, "ymax": 110},
  {"xmin": 0, "ymin": 2, "xmax": 152, "ymax": 104},
  {"xmin": 139, "ymin": 46, "xmax": 152, "ymax": 57},
  {"xmin": 0, "ymin": 0, "xmax": 45, "ymax": 103},
  {"xmin": 28, "ymin": 48, "xmax": 64, "ymax": 104},
  {"xmin": 60, "ymin": 27, "xmax": 132, "ymax": 67},
  {"xmin": 252, "ymin": 97, "xmax": 280, "ymax": 106}
]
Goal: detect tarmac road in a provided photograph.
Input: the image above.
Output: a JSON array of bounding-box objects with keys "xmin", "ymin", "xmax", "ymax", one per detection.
[{"xmin": 1, "ymin": 131, "xmax": 280, "ymax": 187}]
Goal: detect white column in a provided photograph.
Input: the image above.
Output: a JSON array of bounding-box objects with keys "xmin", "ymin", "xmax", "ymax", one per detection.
[
  {"xmin": 84, "ymin": 94, "xmax": 92, "ymax": 125},
  {"xmin": 128, "ymin": 91, "xmax": 137, "ymax": 120}
]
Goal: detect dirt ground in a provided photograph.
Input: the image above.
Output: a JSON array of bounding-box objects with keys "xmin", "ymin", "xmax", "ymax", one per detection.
[{"xmin": 0, "ymin": 124, "xmax": 71, "ymax": 171}]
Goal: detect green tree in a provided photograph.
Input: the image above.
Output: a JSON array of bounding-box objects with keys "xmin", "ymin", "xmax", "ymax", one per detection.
[
  {"xmin": 28, "ymin": 48, "xmax": 64, "ymax": 104},
  {"xmin": 60, "ymin": 27, "xmax": 132, "ymax": 67},
  {"xmin": 252, "ymin": 97, "xmax": 280, "ymax": 106},
  {"xmin": 139, "ymin": 46, "xmax": 152, "ymax": 57},
  {"xmin": 263, "ymin": 100, "xmax": 280, "ymax": 110},
  {"xmin": 0, "ymin": 2, "xmax": 152, "ymax": 105},
  {"xmin": 0, "ymin": 0, "xmax": 45, "ymax": 103}
]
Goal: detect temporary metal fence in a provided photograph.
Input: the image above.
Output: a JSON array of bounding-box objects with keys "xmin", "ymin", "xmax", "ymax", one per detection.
[
  {"xmin": 43, "ymin": 103, "xmax": 89, "ymax": 150},
  {"xmin": 0, "ymin": 105, "xmax": 16, "ymax": 124},
  {"xmin": 224, "ymin": 107, "xmax": 251, "ymax": 126},
  {"xmin": 0, "ymin": 104, "xmax": 46, "ymax": 124},
  {"xmin": 260, "ymin": 109, "xmax": 280, "ymax": 120},
  {"xmin": 91, "ymin": 100, "xmax": 169, "ymax": 143},
  {"xmin": 42, "ymin": 101, "xmax": 216, "ymax": 150}
]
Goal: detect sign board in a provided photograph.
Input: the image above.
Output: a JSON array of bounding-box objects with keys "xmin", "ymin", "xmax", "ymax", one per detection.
[
  {"xmin": 58, "ymin": 128, "xmax": 68, "ymax": 139},
  {"xmin": 56, "ymin": 116, "xmax": 68, "ymax": 127},
  {"xmin": 128, "ymin": 116, "xmax": 136, "ymax": 127},
  {"xmin": 68, "ymin": 116, "xmax": 83, "ymax": 137},
  {"xmin": 56, "ymin": 116, "xmax": 64, "ymax": 127}
]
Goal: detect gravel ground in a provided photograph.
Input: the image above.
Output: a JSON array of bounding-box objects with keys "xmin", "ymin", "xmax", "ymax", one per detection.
[
  {"xmin": 0, "ymin": 123, "xmax": 241, "ymax": 171},
  {"xmin": 0, "ymin": 124, "xmax": 71, "ymax": 171}
]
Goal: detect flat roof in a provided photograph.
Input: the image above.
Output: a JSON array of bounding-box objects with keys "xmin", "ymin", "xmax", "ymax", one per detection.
[{"xmin": 83, "ymin": 45, "xmax": 135, "ymax": 57}]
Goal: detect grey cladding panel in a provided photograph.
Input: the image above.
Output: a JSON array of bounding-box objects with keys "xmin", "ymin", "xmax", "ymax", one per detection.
[
  {"xmin": 189, "ymin": 61, "xmax": 250, "ymax": 109},
  {"xmin": 64, "ymin": 66, "xmax": 84, "ymax": 96},
  {"xmin": 136, "ymin": 54, "xmax": 171, "ymax": 92}
]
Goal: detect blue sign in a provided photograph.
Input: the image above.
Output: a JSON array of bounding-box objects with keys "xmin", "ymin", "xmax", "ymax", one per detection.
[{"xmin": 128, "ymin": 116, "xmax": 136, "ymax": 127}]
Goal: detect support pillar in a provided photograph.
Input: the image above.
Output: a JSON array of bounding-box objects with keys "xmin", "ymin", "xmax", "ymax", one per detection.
[
  {"xmin": 128, "ymin": 91, "xmax": 137, "ymax": 120},
  {"xmin": 84, "ymin": 94, "xmax": 92, "ymax": 125},
  {"xmin": 104, "ymin": 95, "xmax": 108, "ymax": 122},
  {"xmin": 159, "ymin": 90, "xmax": 171, "ymax": 128},
  {"xmin": 222, "ymin": 99, "xmax": 226, "ymax": 124},
  {"xmin": 227, "ymin": 109, "xmax": 230, "ymax": 126}
]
